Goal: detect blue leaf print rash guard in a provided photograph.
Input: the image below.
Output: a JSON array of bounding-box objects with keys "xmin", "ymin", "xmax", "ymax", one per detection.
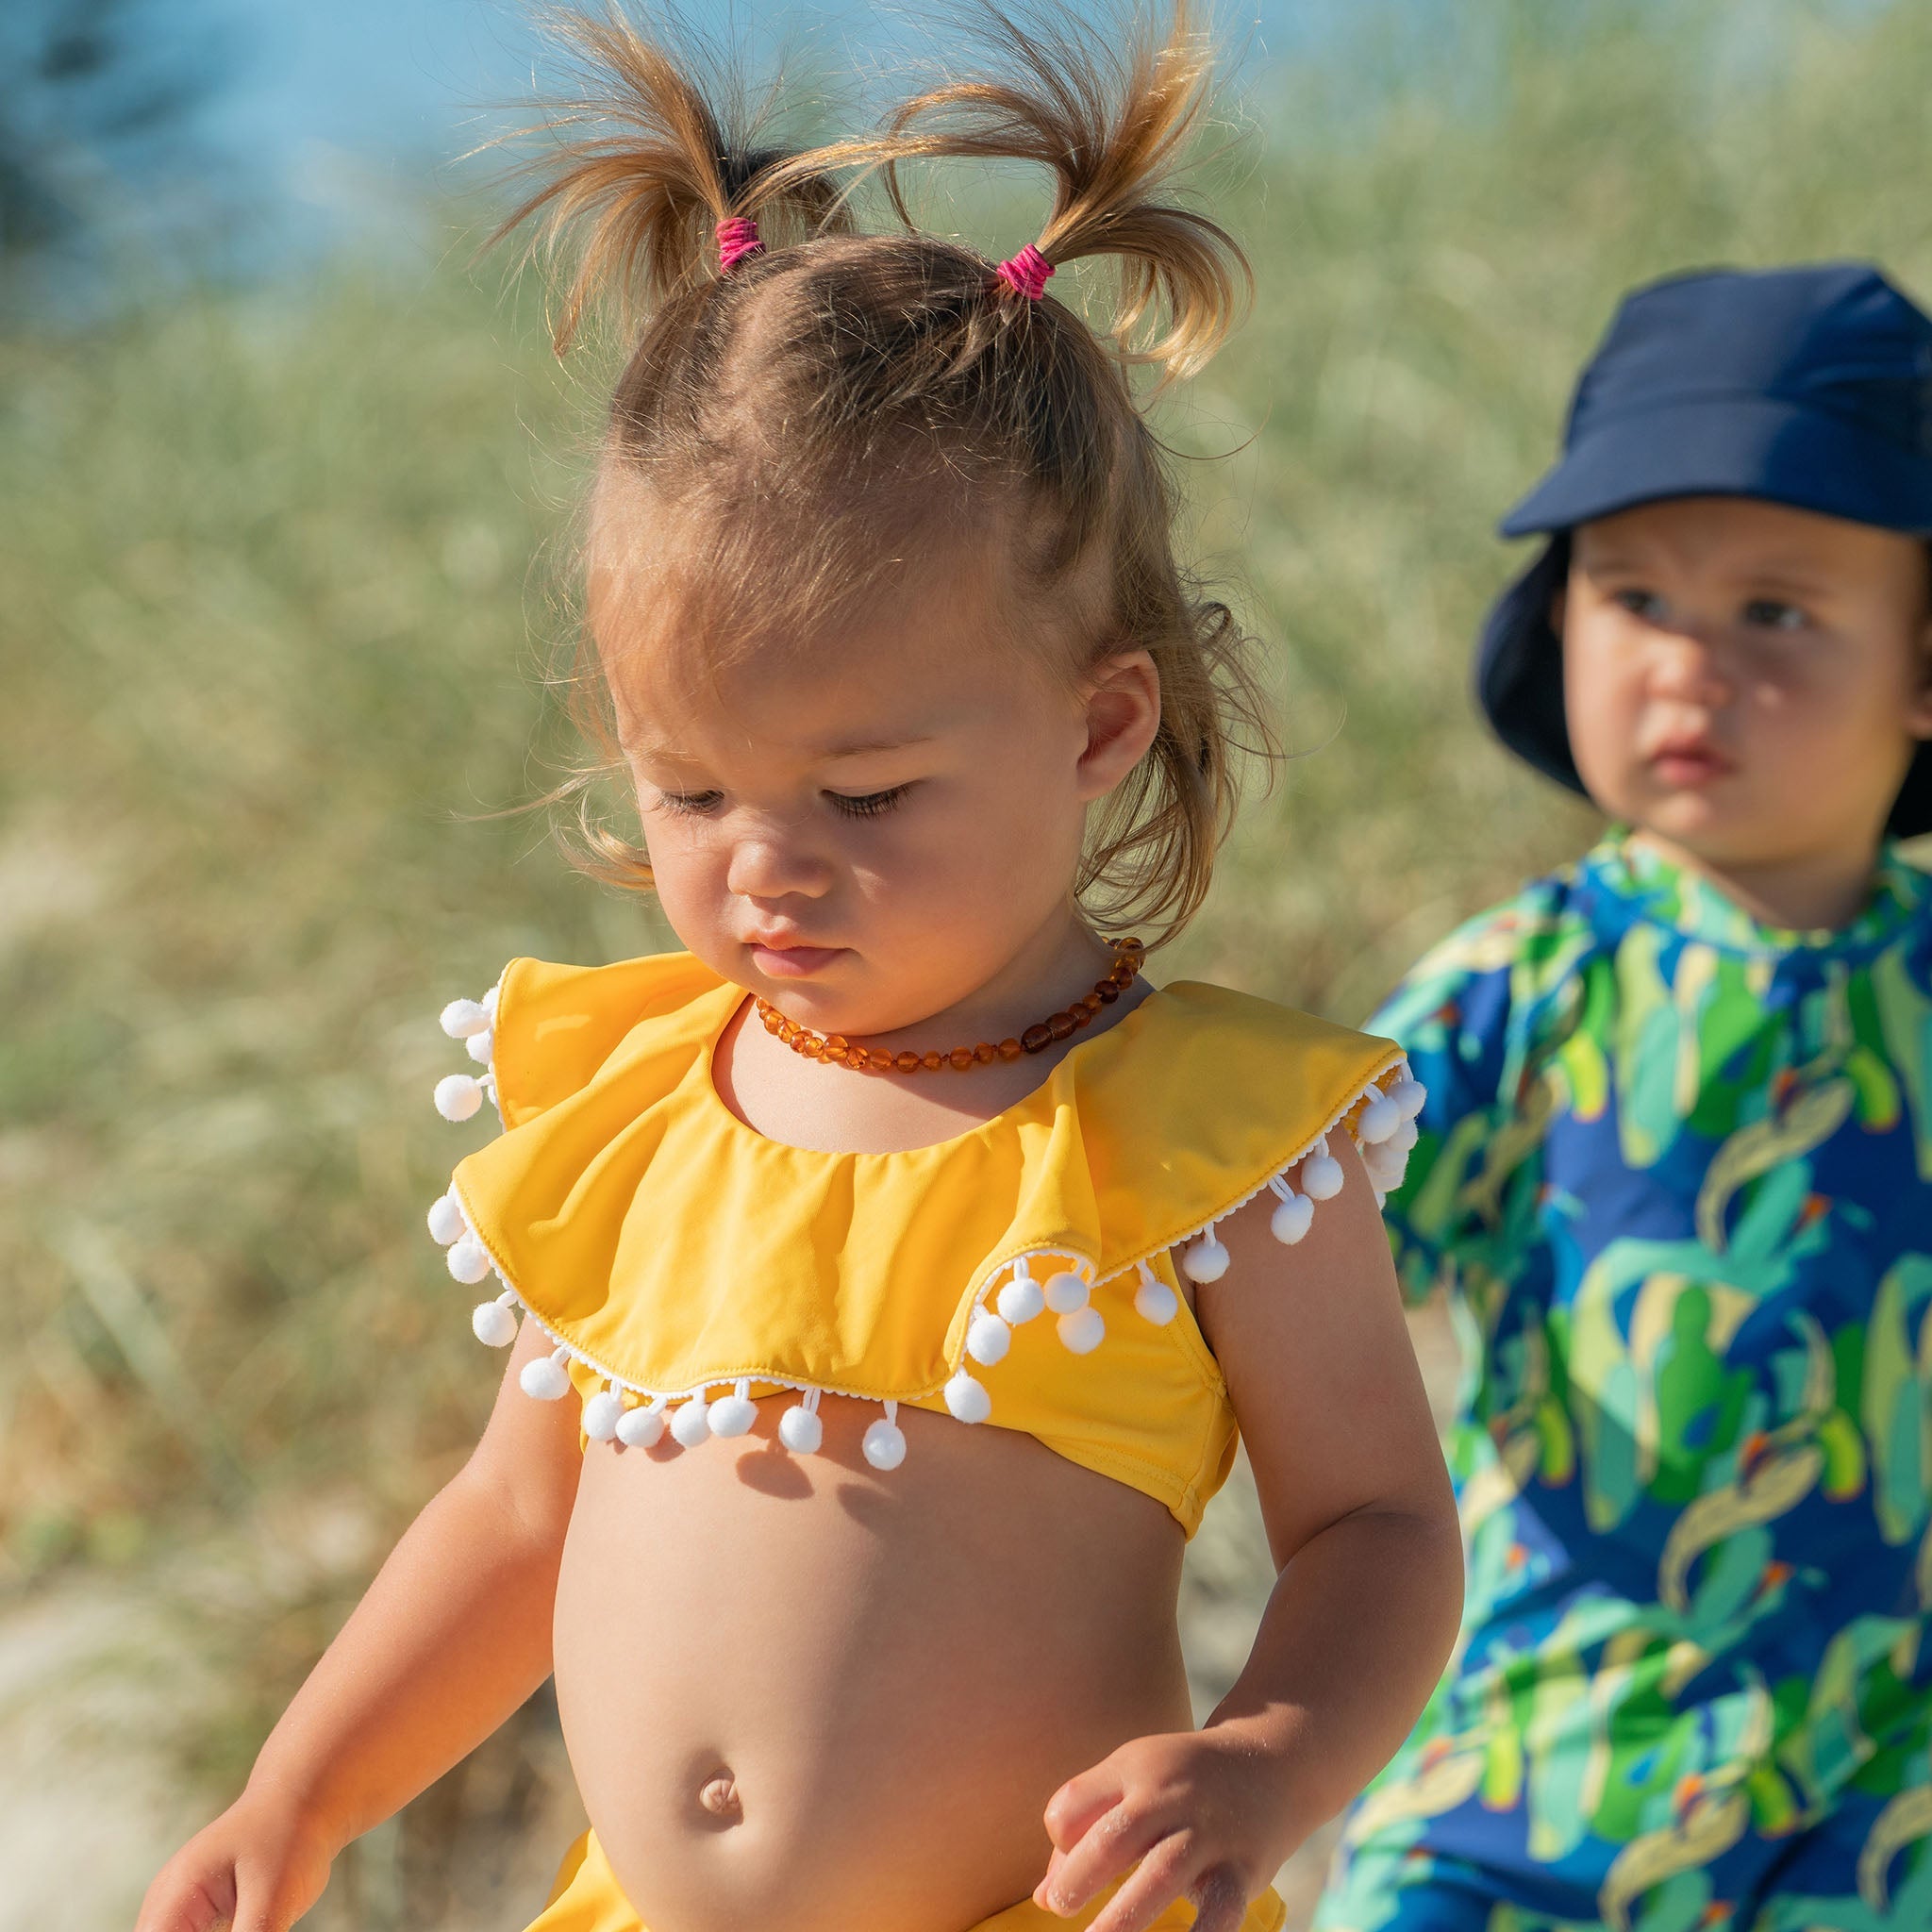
[{"xmin": 1317, "ymin": 834, "xmax": 1932, "ymax": 1932}]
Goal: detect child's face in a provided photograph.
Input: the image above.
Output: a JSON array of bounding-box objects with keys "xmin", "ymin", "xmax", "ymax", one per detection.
[
  {"xmin": 1560, "ymin": 496, "xmax": 1932, "ymax": 874},
  {"xmin": 590, "ymin": 525, "xmax": 1158, "ymax": 1035}
]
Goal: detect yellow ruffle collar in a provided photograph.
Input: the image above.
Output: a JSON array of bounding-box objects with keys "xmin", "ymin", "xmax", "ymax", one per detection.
[{"xmin": 425, "ymin": 952, "xmax": 1421, "ymax": 1472}]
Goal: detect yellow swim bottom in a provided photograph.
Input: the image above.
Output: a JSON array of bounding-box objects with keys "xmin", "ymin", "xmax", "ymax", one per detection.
[{"xmin": 525, "ymin": 1830, "xmax": 1289, "ymax": 1932}]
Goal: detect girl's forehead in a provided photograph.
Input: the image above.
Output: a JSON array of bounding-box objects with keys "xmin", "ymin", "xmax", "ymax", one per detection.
[{"xmin": 1576, "ymin": 496, "xmax": 1915, "ymax": 583}]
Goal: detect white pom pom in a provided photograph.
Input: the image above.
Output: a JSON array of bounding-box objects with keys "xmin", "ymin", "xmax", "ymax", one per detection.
[
  {"xmin": 616, "ymin": 1403, "xmax": 665, "ymax": 1449},
  {"xmin": 1057, "ymin": 1305, "xmax": 1106, "ymax": 1354},
  {"xmin": 670, "ymin": 1398, "xmax": 712, "ymax": 1447},
  {"xmin": 1134, "ymin": 1274, "xmax": 1179, "ymax": 1324},
  {"xmin": 861, "ymin": 1414, "xmax": 908, "ymax": 1470},
  {"xmin": 440, "ymin": 998, "xmax": 490, "ymax": 1040},
  {"xmin": 966, "ymin": 1311, "xmax": 1012, "ymax": 1365},
  {"xmin": 426, "ymin": 1191, "xmax": 467, "ymax": 1245},
  {"xmin": 465, "ymin": 1027, "xmax": 494, "ymax": 1065},
  {"xmin": 1363, "ymin": 1143, "xmax": 1407, "ymax": 1192},
  {"xmin": 447, "ymin": 1236, "xmax": 492, "ymax": 1285},
  {"xmin": 434, "ymin": 1074, "xmax": 483, "ymax": 1122},
  {"xmin": 1181, "ymin": 1234, "xmax": 1229, "ymax": 1284},
  {"xmin": 1391, "ymin": 1076, "xmax": 1426, "ymax": 1121},
  {"xmin": 708, "ymin": 1390, "xmax": 758, "ymax": 1438},
  {"xmin": 520, "ymin": 1349, "xmax": 571, "ymax": 1401},
  {"xmin": 997, "ymin": 1267, "xmax": 1045, "ymax": 1325},
  {"xmin": 472, "ymin": 1295, "xmax": 518, "ymax": 1347},
  {"xmin": 1390, "ymin": 1118, "xmax": 1419, "ymax": 1155},
  {"xmin": 1302, "ymin": 1149, "xmax": 1345, "ymax": 1200},
  {"xmin": 482, "ymin": 985, "xmax": 500, "ymax": 1022},
  {"xmin": 583, "ymin": 1388, "xmax": 624, "ymax": 1441},
  {"xmin": 778, "ymin": 1403, "xmax": 824, "ymax": 1455},
  {"xmin": 1044, "ymin": 1270, "xmax": 1090, "ymax": 1314},
  {"xmin": 1357, "ymin": 1094, "xmax": 1401, "ymax": 1144},
  {"xmin": 1271, "ymin": 1192, "xmax": 1315, "ymax": 1245},
  {"xmin": 943, "ymin": 1371, "xmax": 992, "ymax": 1424}
]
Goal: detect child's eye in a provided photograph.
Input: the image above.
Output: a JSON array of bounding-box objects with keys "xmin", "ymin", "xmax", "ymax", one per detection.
[
  {"xmin": 658, "ymin": 790, "xmax": 724, "ymax": 817},
  {"xmin": 1612, "ymin": 587, "xmax": 1667, "ymax": 622},
  {"xmin": 827, "ymin": 785, "xmax": 910, "ymax": 819},
  {"xmin": 1741, "ymin": 598, "xmax": 1809, "ymax": 633}
]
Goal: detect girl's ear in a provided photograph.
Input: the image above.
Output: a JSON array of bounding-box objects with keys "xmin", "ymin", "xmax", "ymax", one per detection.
[{"xmin": 1074, "ymin": 649, "xmax": 1161, "ymax": 801}]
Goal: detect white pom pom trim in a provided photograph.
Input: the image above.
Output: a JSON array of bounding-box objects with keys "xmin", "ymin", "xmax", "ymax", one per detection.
[
  {"xmin": 583, "ymin": 1387, "xmax": 624, "ymax": 1441},
  {"xmin": 671, "ymin": 1396, "xmax": 712, "ymax": 1447},
  {"xmin": 943, "ymin": 1370, "xmax": 991, "ymax": 1424},
  {"xmin": 1133, "ymin": 1261, "xmax": 1178, "ymax": 1325},
  {"xmin": 447, "ymin": 1236, "xmax": 493, "ymax": 1285},
  {"xmin": 520, "ymin": 1347, "xmax": 572, "ymax": 1402},
  {"xmin": 434, "ymin": 1074, "xmax": 483, "ymax": 1123},
  {"xmin": 465, "ymin": 1028, "xmax": 494, "ymax": 1066},
  {"xmin": 1357, "ymin": 1093, "xmax": 1400, "ymax": 1144},
  {"xmin": 862, "ymin": 1403, "xmax": 907, "ymax": 1471},
  {"xmin": 472, "ymin": 1293, "xmax": 518, "ymax": 1347},
  {"xmin": 966, "ymin": 1310, "xmax": 1012, "ymax": 1365},
  {"xmin": 1043, "ymin": 1269, "xmax": 1090, "ymax": 1314},
  {"xmin": 997, "ymin": 1259, "xmax": 1045, "ymax": 1325},
  {"xmin": 427, "ymin": 1191, "xmax": 467, "ymax": 1245},
  {"xmin": 440, "ymin": 998, "xmax": 490, "ymax": 1040},
  {"xmin": 1301, "ymin": 1139, "xmax": 1345, "ymax": 1201},
  {"xmin": 1181, "ymin": 1224, "xmax": 1230, "ymax": 1284},
  {"xmin": 779, "ymin": 1394, "xmax": 824, "ymax": 1455},
  {"xmin": 616, "ymin": 1401, "xmax": 666, "ymax": 1449},
  {"xmin": 708, "ymin": 1381, "xmax": 758, "ymax": 1438},
  {"xmin": 1058, "ymin": 1305, "xmax": 1105, "ymax": 1354}
]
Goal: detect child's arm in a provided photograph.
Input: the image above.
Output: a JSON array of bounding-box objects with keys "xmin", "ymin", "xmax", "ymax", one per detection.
[
  {"xmin": 1034, "ymin": 1136, "xmax": 1463, "ymax": 1932},
  {"xmin": 137, "ymin": 1318, "xmax": 583, "ymax": 1932}
]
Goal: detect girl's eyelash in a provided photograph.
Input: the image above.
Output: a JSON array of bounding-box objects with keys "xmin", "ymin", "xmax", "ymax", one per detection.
[
  {"xmin": 828, "ymin": 785, "xmax": 910, "ymax": 818},
  {"xmin": 658, "ymin": 790, "xmax": 724, "ymax": 816}
]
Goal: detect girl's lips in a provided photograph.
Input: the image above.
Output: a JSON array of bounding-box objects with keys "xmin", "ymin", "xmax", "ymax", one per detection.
[{"xmin": 750, "ymin": 941, "xmax": 845, "ymax": 978}]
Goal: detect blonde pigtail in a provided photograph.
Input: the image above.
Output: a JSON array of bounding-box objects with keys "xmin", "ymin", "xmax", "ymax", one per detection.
[
  {"xmin": 489, "ymin": 8, "xmax": 849, "ymax": 351},
  {"xmin": 882, "ymin": 1, "xmax": 1250, "ymax": 386}
]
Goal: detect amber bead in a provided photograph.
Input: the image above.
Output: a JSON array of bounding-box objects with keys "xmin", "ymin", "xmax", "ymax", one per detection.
[
  {"xmin": 1047, "ymin": 1011, "xmax": 1077, "ymax": 1041},
  {"xmin": 948, "ymin": 1045, "xmax": 975, "ymax": 1071},
  {"xmin": 999, "ymin": 1038, "xmax": 1024, "ymax": 1060},
  {"xmin": 1119, "ymin": 937, "xmax": 1144, "ymax": 956},
  {"xmin": 974, "ymin": 1041, "xmax": 997, "ymax": 1064},
  {"xmin": 1070, "ymin": 1004, "xmax": 1094, "ymax": 1027},
  {"xmin": 1095, "ymin": 980, "xmax": 1120, "ymax": 1003},
  {"xmin": 892, "ymin": 1050, "xmax": 919, "ymax": 1074},
  {"xmin": 869, "ymin": 1047, "xmax": 894, "ymax": 1072},
  {"xmin": 845, "ymin": 1048, "xmax": 870, "ymax": 1070},
  {"xmin": 761, "ymin": 1006, "xmax": 783, "ymax": 1032},
  {"xmin": 1079, "ymin": 992, "xmax": 1105, "ymax": 1014},
  {"xmin": 919, "ymin": 1050, "xmax": 941, "ymax": 1072},
  {"xmin": 824, "ymin": 1034, "xmax": 849, "ymax": 1056},
  {"xmin": 1021, "ymin": 1024, "xmax": 1054, "ymax": 1054}
]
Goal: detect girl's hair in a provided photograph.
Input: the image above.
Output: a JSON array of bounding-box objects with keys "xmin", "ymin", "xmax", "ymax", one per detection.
[{"xmin": 496, "ymin": 2, "xmax": 1265, "ymax": 945}]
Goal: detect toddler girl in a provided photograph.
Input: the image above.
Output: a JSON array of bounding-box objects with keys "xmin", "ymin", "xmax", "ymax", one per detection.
[
  {"xmin": 1319, "ymin": 263, "xmax": 1932, "ymax": 1932},
  {"xmin": 139, "ymin": 9, "xmax": 1461, "ymax": 1932}
]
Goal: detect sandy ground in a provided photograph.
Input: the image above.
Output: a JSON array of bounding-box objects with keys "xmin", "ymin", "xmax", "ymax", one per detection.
[{"xmin": 3, "ymin": 1307, "xmax": 1461, "ymax": 1932}]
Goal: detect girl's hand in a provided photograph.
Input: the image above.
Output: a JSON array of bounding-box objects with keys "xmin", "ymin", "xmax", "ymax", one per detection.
[
  {"xmin": 135, "ymin": 1793, "xmax": 336, "ymax": 1932},
  {"xmin": 1034, "ymin": 1727, "xmax": 1291, "ymax": 1932}
]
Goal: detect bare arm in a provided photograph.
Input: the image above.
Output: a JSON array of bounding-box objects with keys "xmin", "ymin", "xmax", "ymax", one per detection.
[
  {"xmin": 1036, "ymin": 1134, "xmax": 1464, "ymax": 1932},
  {"xmin": 138, "ymin": 1317, "xmax": 584, "ymax": 1932}
]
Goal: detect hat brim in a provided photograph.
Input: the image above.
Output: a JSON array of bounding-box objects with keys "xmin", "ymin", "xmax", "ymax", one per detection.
[
  {"xmin": 1500, "ymin": 393, "xmax": 1932, "ymax": 539},
  {"xmin": 1475, "ymin": 536, "xmax": 1932, "ymax": 839}
]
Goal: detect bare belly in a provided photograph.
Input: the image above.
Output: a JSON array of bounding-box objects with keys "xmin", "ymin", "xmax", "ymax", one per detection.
[{"xmin": 553, "ymin": 1397, "xmax": 1192, "ymax": 1932}]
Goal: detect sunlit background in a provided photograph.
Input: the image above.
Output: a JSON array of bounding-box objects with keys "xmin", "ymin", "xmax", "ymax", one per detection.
[{"xmin": 5, "ymin": 1, "xmax": 1929, "ymax": 1925}]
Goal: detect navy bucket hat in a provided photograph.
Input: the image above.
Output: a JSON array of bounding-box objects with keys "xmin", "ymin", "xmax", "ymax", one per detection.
[{"xmin": 1476, "ymin": 262, "xmax": 1932, "ymax": 838}]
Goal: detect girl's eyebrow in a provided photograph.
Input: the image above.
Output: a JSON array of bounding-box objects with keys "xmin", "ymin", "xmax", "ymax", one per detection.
[{"xmin": 817, "ymin": 736, "xmax": 936, "ymax": 759}]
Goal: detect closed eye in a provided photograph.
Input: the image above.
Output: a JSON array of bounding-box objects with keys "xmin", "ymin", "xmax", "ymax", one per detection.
[
  {"xmin": 827, "ymin": 784, "xmax": 911, "ymax": 818},
  {"xmin": 657, "ymin": 789, "xmax": 724, "ymax": 817}
]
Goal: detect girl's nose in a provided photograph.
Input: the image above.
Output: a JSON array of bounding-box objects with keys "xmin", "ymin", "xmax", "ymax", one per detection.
[{"xmin": 725, "ymin": 826, "xmax": 833, "ymax": 902}]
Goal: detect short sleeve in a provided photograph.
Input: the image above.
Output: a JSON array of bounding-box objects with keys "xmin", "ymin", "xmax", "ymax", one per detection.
[{"xmin": 1366, "ymin": 900, "xmax": 1529, "ymax": 1303}]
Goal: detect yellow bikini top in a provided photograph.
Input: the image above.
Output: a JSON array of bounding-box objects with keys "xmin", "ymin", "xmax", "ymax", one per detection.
[{"xmin": 425, "ymin": 952, "xmax": 1422, "ymax": 1535}]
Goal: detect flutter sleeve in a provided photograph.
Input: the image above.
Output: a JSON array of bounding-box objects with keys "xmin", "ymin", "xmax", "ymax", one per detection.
[{"xmin": 1366, "ymin": 895, "xmax": 1534, "ymax": 1303}]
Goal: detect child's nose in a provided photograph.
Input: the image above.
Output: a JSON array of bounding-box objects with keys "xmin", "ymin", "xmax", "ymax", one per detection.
[
  {"xmin": 1646, "ymin": 625, "xmax": 1733, "ymax": 707},
  {"xmin": 726, "ymin": 828, "xmax": 833, "ymax": 901}
]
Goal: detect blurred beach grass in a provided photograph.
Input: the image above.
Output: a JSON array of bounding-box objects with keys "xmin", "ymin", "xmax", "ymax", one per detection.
[{"xmin": 6, "ymin": 0, "xmax": 1932, "ymax": 1923}]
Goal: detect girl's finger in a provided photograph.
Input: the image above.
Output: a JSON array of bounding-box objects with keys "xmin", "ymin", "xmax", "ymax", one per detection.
[
  {"xmin": 1185, "ymin": 1863, "xmax": 1255, "ymax": 1932},
  {"xmin": 1041, "ymin": 1758, "xmax": 1127, "ymax": 1850},
  {"xmin": 1037, "ymin": 1800, "xmax": 1175, "ymax": 1915},
  {"xmin": 1081, "ymin": 1831, "xmax": 1201, "ymax": 1932}
]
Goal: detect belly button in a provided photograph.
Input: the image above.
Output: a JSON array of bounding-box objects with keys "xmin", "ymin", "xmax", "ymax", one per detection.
[{"xmin": 697, "ymin": 1771, "xmax": 741, "ymax": 1822}]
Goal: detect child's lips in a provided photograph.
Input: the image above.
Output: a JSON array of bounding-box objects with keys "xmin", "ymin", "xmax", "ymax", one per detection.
[
  {"xmin": 748, "ymin": 939, "xmax": 846, "ymax": 977},
  {"xmin": 1647, "ymin": 739, "xmax": 1736, "ymax": 789}
]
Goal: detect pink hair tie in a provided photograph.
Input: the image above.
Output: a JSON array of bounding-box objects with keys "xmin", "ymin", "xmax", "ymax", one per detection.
[
  {"xmin": 716, "ymin": 216, "xmax": 763, "ymax": 275},
  {"xmin": 994, "ymin": 242, "xmax": 1056, "ymax": 303}
]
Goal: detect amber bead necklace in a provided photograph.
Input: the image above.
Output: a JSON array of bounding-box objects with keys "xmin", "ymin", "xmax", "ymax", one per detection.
[{"xmin": 756, "ymin": 938, "xmax": 1144, "ymax": 1074}]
